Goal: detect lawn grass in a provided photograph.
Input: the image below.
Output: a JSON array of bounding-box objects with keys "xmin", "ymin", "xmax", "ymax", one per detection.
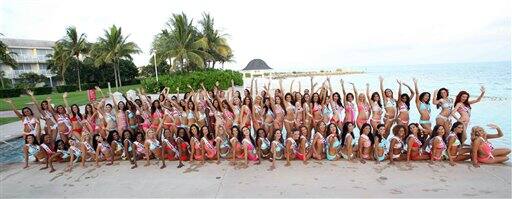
[
  {"xmin": 0, "ymin": 117, "xmax": 19, "ymax": 125},
  {"xmin": 0, "ymin": 84, "xmax": 142, "ymax": 111}
]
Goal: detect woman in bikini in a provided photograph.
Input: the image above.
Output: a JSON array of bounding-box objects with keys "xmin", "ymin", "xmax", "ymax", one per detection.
[
  {"xmin": 200, "ymin": 126, "xmax": 218, "ymax": 164},
  {"xmin": 379, "ymin": 77, "xmax": 398, "ymax": 138},
  {"xmin": 121, "ymin": 130, "xmax": 137, "ymax": 168},
  {"xmin": 270, "ymin": 129, "xmax": 285, "ymax": 169},
  {"xmin": 471, "ymin": 124, "xmax": 510, "ymax": 167},
  {"xmin": 299, "ymin": 125, "xmax": 313, "ymax": 162},
  {"xmin": 283, "ymin": 92, "xmax": 297, "ymax": 136},
  {"xmin": 27, "ymin": 91, "xmax": 57, "ymax": 141},
  {"xmin": 341, "ymin": 79, "xmax": 356, "ymax": 124},
  {"xmin": 284, "ymin": 128, "xmax": 308, "ymax": 166},
  {"xmin": 111, "ymin": 93, "xmax": 129, "ymax": 133},
  {"xmin": 125, "ymin": 100, "xmax": 139, "ymax": 133},
  {"xmin": 252, "ymin": 96, "xmax": 265, "ymax": 135},
  {"xmin": 256, "ymin": 128, "xmax": 271, "ymax": 161},
  {"xmin": 21, "ymin": 134, "xmax": 43, "ymax": 169},
  {"xmin": 262, "ymin": 97, "xmax": 275, "ymax": 137},
  {"xmin": 144, "ymin": 129, "xmax": 166, "ymax": 169},
  {"xmin": 176, "ymin": 127, "xmax": 190, "ymax": 168},
  {"xmin": 310, "ymin": 93, "xmax": 323, "ymax": 134},
  {"xmin": 131, "ymin": 131, "xmax": 147, "ymax": 169},
  {"xmin": 311, "ymin": 121, "xmax": 327, "ymax": 160},
  {"xmin": 98, "ymin": 101, "xmax": 117, "ymax": 138},
  {"xmin": 4, "ymin": 99, "xmax": 40, "ymax": 141},
  {"xmin": 272, "ymin": 95, "xmax": 286, "ymax": 137},
  {"xmin": 352, "ymin": 83, "xmax": 370, "ymax": 129},
  {"xmin": 303, "ymin": 93, "xmax": 313, "ymax": 134},
  {"xmin": 79, "ymin": 132, "xmax": 97, "ymax": 168},
  {"xmin": 413, "ymin": 78, "xmax": 432, "ymax": 134},
  {"xmin": 241, "ymin": 96, "xmax": 253, "ymax": 129},
  {"xmin": 48, "ymin": 140, "xmax": 71, "ymax": 173},
  {"xmin": 325, "ymin": 123, "xmax": 341, "ymax": 161},
  {"xmin": 366, "ymin": 83, "xmax": 383, "ymax": 131},
  {"xmin": 452, "ymin": 86, "xmax": 485, "ymax": 144},
  {"xmin": 429, "ymin": 125, "xmax": 447, "ymax": 163},
  {"xmin": 358, "ymin": 123, "xmax": 374, "ymax": 163},
  {"xmin": 37, "ymin": 134, "xmax": 55, "ymax": 170},
  {"xmin": 149, "ymin": 100, "xmax": 164, "ymax": 132},
  {"xmin": 340, "ymin": 122, "xmax": 356, "ymax": 161},
  {"xmin": 161, "ymin": 128, "xmax": 180, "ymax": 165},
  {"xmin": 63, "ymin": 93, "xmax": 84, "ymax": 140},
  {"xmin": 329, "ymin": 92, "xmax": 344, "ymax": 130},
  {"xmin": 373, "ymin": 124, "xmax": 389, "ymax": 163},
  {"xmin": 107, "ymin": 130, "xmax": 124, "ymax": 161},
  {"xmin": 189, "ymin": 124, "xmax": 204, "ymax": 164},
  {"xmin": 445, "ymin": 122, "xmax": 471, "ymax": 166},
  {"xmin": 241, "ymin": 126, "xmax": 260, "ymax": 166},
  {"xmin": 406, "ymin": 123, "xmax": 430, "ymax": 162},
  {"xmin": 294, "ymin": 92, "xmax": 305, "ymax": 129},
  {"xmin": 93, "ymin": 134, "xmax": 114, "ymax": 167},
  {"xmin": 433, "ymin": 88, "xmax": 454, "ymax": 134},
  {"xmin": 215, "ymin": 125, "xmax": 232, "ymax": 163},
  {"xmin": 396, "ymin": 81, "xmax": 415, "ymax": 129},
  {"xmin": 83, "ymin": 103, "xmax": 99, "ymax": 135},
  {"xmin": 389, "ymin": 125, "xmax": 406, "ymax": 164}
]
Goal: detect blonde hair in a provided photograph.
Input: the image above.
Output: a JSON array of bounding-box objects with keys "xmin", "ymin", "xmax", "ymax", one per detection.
[{"xmin": 470, "ymin": 126, "xmax": 485, "ymax": 141}]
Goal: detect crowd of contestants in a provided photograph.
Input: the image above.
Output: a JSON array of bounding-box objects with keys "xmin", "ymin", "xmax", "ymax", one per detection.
[{"xmin": 4, "ymin": 76, "xmax": 510, "ymax": 172}]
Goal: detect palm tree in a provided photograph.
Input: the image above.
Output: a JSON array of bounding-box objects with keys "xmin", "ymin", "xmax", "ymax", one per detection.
[
  {"xmin": 47, "ymin": 44, "xmax": 71, "ymax": 85},
  {"xmin": 92, "ymin": 25, "xmax": 140, "ymax": 89},
  {"xmin": 198, "ymin": 13, "xmax": 232, "ymax": 69},
  {"xmin": 57, "ymin": 27, "xmax": 89, "ymax": 91},
  {"xmin": 0, "ymin": 33, "xmax": 17, "ymax": 68},
  {"xmin": 152, "ymin": 13, "xmax": 211, "ymax": 72}
]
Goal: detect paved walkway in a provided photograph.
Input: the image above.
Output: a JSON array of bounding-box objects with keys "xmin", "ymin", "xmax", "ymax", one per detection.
[{"xmin": 0, "ymin": 160, "xmax": 510, "ymax": 198}]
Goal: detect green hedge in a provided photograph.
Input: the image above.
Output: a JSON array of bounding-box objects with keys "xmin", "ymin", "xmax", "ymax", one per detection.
[
  {"xmin": 141, "ymin": 69, "xmax": 243, "ymax": 93},
  {"xmin": 56, "ymin": 85, "xmax": 78, "ymax": 93},
  {"xmin": 33, "ymin": 86, "xmax": 53, "ymax": 95},
  {"xmin": 0, "ymin": 88, "xmax": 23, "ymax": 98}
]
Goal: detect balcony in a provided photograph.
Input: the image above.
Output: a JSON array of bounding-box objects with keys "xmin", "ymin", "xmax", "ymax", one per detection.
[
  {"xmin": 11, "ymin": 54, "xmax": 50, "ymax": 63},
  {"xmin": 5, "ymin": 69, "xmax": 56, "ymax": 79}
]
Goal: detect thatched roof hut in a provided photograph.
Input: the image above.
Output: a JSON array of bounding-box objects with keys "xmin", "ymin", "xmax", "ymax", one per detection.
[{"xmin": 242, "ymin": 59, "xmax": 272, "ymax": 71}]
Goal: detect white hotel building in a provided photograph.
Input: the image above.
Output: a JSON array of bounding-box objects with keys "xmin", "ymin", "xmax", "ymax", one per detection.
[{"xmin": 0, "ymin": 38, "xmax": 57, "ymax": 87}]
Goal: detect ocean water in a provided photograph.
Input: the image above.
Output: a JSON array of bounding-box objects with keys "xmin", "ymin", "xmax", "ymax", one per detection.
[{"xmin": 246, "ymin": 61, "xmax": 511, "ymax": 147}]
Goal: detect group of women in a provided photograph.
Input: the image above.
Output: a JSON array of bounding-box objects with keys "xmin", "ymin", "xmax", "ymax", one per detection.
[{"xmin": 4, "ymin": 76, "xmax": 510, "ymax": 172}]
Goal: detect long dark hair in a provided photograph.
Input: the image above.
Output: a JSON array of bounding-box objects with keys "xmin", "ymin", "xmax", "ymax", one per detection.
[
  {"xmin": 189, "ymin": 124, "xmax": 202, "ymax": 139},
  {"xmin": 117, "ymin": 101, "xmax": 127, "ymax": 111},
  {"xmin": 284, "ymin": 93, "xmax": 295, "ymax": 105},
  {"xmin": 407, "ymin": 123, "xmax": 427, "ymax": 145},
  {"xmin": 272, "ymin": 129, "xmax": 284, "ymax": 144},
  {"xmin": 451, "ymin": 121, "xmax": 464, "ymax": 142},
  {"xmin": 70, "ymin": 104, "xmax": 83, "ymax": 119},
  {"xmin": 21, "ymin": 107, "xmax": 34, "ymax": 116},
  {"xmin": 151, "ymin": 100, "xmax": 161, "ymax": 114},
  {"xmin": 255, "ymin": 128, "xmax": 267, "ymax": 141},
  {"xmin": 419, "ymin": 92, "xmax": 431, "ymax": 104},
  {"xmin": 233, "ymin": 125, "xmax": 243, "ymax": 143},
  {"xmin": 341, "ymin": 122, "xmax": 355, "ymax": 146},
  {"xmin": 360, "ymin": 123, "xmax": 374, "ymax": 145},
  {"xmin": 222, "ymin": 100, "xmax": 234, "ymax": 114},
  {"xmin": 40, "ymin": 100, "xmax": 49, "ymax": 111},
  {"xmin": 345, "ymin": 93, "xmax": 354, "ymax": 102},
  {"xmin": 107, "ymin": 130, "xmax": 119, "ymax": 144},
  {"xmin": 176, "ymin": 127, "xmax": 190, "ymax": 143},
  {"xmin": 55, "ymin": 139, "xmax": 68, "ymax": 150},
  {"xmin": 84, "ymin": 103, "xmax": 94, "ymax": 119},
  {"xmin": 243, "ymin": 96, "xmax": 253, "ymax": 113},
  {"xmin": 454, "ymin": 91, "xmax": 471, "ymax": 109},
  {"xmin": 121, "ymin": 130, "xmax": 133, "ymax": 142},
  {"xmin": 332, "ymin": 92, "xmax": 344, "ymax": 108},
  {"xmin": 263, "ymin": 97, "xmax": 274, "ymax": 115},
  {"xmin": 371, "ymin": 92, "xmax": 382, "ymax": 108},
  {"xmin": 24, "ymin": 134, "xmax": 39, "ymax": 145},
  {"xmin": 241, "ymin": 126, "xmax": 256, "ymax": 146},
  {"xmin": 327, "ymin": 123, "xmax": 340, "ymax": 140},
  {"xmin": 373, "ymin": 124, "xmax": 385, "ymax": 143},
  {"xmin": 92, "ymin": 134, "xmax": 101, "ymax": 150},
  {"xmin": 400, "ymin": 94, "xmax": 411, "ymax": 110},
  {"xmin": 126, "ymin": 100, "xmax": 137, "ymax": 113},
  {"xmin": 436, "ymin": 88, "xmax": 449, "ymax": 109}
]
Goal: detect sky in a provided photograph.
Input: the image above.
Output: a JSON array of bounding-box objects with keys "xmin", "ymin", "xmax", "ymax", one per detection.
[{"xmin": 1, "ymin": 0, "xmax": 510, "ymax": 71}]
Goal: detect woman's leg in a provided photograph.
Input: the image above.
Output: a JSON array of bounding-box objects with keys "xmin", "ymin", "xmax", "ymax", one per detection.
[{"xmin": 22, "ymin": 145, "xmax": 29, "ymax": 169}]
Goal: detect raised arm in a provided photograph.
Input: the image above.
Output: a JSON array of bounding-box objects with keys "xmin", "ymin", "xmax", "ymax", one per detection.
[
  {"xmin": 432, "ymin": 89, "xmax": 440, "ymax": 106},
  {"xmin": 340, "ymin": 79, "xmax": 347, "ymax": 105},
  {"xmin": 327, "ymin": 77, "xmax": 333, "ymax": 94},
  {"xmin": 110, "ymin": 92, "xmax": 119, "ymax": 114},
  {"xmin": 485, "ymin": 124, "xmax": 503, "ymax": 139},
  {"xmin": 366, "ymin": 83, "xmax": 372, "ymax": 104},
  {"xmin": 310, "ymin": 76, "xmax": 315, "ymax": 93},
  {"xmin": 413, "ymin": 78, "xmax": 420, "ymax": 106},
  {"xmin": 3, "ymin": 99, "xmax": 23, "ymax": 119},
  {"xmin": 289, "ymin": 79, "xmax": 295, "ymax": 93},
  {"xmin": 469, "ymin": 86, "xmax": 485, "ymax": 104},
  {"xmin": 351, "ymin": 83, "xmax": 358, "ymax": 100},
  {"xmin": 402, "ymin": 82, "xmax": 415, "ymax": 100},
  {"xmin": 27, "ymin": 90, "xmax": 44, "ymax": 115},
  {"xmin": 379, "ymin": 76, "xmax": 386, "ymax": 103},
  {"xmin": 62, "ymin": 92, "xmax": 71, "ymax": 114}
]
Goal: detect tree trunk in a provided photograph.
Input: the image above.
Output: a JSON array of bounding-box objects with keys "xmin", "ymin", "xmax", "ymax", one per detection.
[
  {"xmin": 117, "ymin": 62, "xmax": 122, "ymax": 87},
  {"xmin": 1, "ymin": 77, "xmax": 4, "ymax": 89},
  {"xmin": 76, "ymin": 55, "xmax": 82, "ymax": 91},
  {"xmin": 212, "ymin": 61, "xmax": 216, "ymax": 69},
  {"xmin": 61, "ymin": 72, "xmax": 66, "ymax": 85},
  {"xmin": 113, "ymin": 63, "xmax": 119, "ymax": 90}
]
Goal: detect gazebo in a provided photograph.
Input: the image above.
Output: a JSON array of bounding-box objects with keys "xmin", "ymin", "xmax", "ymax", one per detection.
[{"xmin": 241, "ymin": 59, "xmax": 273, "ymax": 78}]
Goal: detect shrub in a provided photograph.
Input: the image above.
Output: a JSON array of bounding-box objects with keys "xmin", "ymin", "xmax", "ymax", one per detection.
[
  {"xmin": 56, "ymin": 85, "xmax": 78, "ymax": 93},
  {"xmin": 32, "ymin": 86, "xmax": 53, "ymax": 95},
  {"xmin": 0, "ymin": 88, "xmax": 23, "ymax": 98},
  {"xmin": 81, "ymin": 83, "xmax": 97, "ymax": 90},
  {"xmin": 141, "ymin": 69, "xmax": 243, "ymax": 93}
]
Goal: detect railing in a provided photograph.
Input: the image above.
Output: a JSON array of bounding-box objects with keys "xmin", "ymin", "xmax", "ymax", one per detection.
[
  {"xmin": 11, "ymin": 54, "xmax": 50, "ymax": 63},
  {"xmin": 4, "ymin": 69, "xmax": 56, "ymax": 78}
]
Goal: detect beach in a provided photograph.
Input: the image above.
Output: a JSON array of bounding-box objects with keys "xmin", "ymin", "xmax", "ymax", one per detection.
[{"xmin": 0, "ymin": 160, "xmax": 510, "ymax": 198}]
